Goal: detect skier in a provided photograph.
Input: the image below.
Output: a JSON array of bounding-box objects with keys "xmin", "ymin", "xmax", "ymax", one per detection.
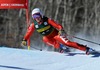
[{"xmin": 21, "ymin": 8, "xmax": 94, "ymax": 55}]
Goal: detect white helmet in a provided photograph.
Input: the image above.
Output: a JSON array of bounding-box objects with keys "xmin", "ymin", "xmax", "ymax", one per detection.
[{"xmin": 32, "ymin": 8, "xmax": 43, "ymax": 18}]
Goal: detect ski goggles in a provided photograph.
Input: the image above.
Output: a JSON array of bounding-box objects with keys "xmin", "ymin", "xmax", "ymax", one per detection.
[{"xmin": 32, "ymin": 13, "xmax": 41, "ymax": 19}]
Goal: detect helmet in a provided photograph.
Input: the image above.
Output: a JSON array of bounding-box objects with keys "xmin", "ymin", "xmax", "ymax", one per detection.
[{"xmin": 32, "ymin": 8, "xmax": 43, "ymax": 18}]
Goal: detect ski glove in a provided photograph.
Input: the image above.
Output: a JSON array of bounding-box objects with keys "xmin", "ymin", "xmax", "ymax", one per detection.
[
  {"xmin": 59, "ymin": 30, "xmax": 66, "ymax": 36},
  {"xmin": 21, "ymin": 39, "xmax": 27, "ymax": 46}
]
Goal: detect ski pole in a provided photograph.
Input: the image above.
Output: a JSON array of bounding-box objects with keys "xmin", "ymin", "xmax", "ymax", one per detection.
[
  {"xmin": 73, "ymin": 36, "xmax": 100, "ymax": 45},
  {"xmin": 66, "ymin": 34, "xmax": 100, "ymax": 46}
]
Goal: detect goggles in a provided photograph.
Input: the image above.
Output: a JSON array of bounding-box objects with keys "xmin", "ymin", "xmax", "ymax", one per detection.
[{"xmin": 32, "ymin": 13, "xmax": 41, "ymax": 19}]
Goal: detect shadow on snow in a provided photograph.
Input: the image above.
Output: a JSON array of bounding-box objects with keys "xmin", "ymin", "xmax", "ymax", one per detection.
[
  {"xmin": 0, "ymin": 65, "xmax": 32, "ymax": 70},
  {"xmin": 66, "ymin": 52, "xmax": 100, "ymax": 58}
]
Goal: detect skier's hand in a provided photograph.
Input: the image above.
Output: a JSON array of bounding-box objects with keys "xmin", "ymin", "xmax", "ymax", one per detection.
[
  {"xmin": 21, "ymin": 39, "xmax": 27, "ymax": 46},
  {"xmin": 59, "ymin": 30, "xmax": 66, "ymax": 36}
]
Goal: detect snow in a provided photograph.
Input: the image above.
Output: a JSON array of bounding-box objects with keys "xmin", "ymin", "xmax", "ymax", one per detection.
[{"xmin": 0, "ymin": 47, "xmax": 100, "ymax": 70}]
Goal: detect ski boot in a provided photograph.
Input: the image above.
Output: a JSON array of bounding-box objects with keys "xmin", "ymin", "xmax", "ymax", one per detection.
[
  {"xmin": 59, "ymin": 44, "xmax": 70, "ymax": 53},
  {"xmin": 86, "ymin": 47, "xmax": 95, "ymax": 55}
]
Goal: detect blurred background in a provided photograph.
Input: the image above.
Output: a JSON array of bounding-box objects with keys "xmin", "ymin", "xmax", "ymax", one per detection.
[{"xmin": 0, "ymin": 0, "xmax": 100, "ymax": 51}]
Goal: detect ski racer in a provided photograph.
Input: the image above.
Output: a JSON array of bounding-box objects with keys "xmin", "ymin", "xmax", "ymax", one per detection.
[{"xmin": 21, "ymin": 8, "xmax": 94, "ymax": 55}]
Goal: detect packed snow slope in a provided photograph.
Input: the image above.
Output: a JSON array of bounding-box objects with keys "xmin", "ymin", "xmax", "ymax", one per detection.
[{"xmin": 0, "ymin": 47, "xmax": 100, "ymax": 70}]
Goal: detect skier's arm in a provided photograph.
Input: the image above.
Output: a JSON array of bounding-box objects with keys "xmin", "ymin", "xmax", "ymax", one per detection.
[
  {"xmin": 48, "ymin": 18, "xmax": 63, "ymax": 30},
  {"xmin": 23, "ymin": 23, "xmax": 35, "ymax": 41},
  {"xmin": 48, "ymin": 18, "xmax": 66, "ymax": 35}
]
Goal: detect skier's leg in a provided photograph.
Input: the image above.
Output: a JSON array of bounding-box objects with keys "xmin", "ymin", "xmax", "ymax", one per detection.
[
  {"xmin": 43, "ymin": 36, "xmax": 60, "ymax": 49},
  {"xmin": 43, "ymin": 36, "xmax": 70, "ymax": 53},
  {"xmin": 54, "ymin": 35, "xmax": 88, "ymax": 51}
]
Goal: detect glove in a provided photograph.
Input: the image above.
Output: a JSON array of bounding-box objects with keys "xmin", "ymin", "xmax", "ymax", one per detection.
[
  {"xmin": 59, "ymin": 30, "xmax": 66, "ymax": 36},
  {"xmin": 21, "ymin": 39, "xmax": 27, "ymax": 46}
]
